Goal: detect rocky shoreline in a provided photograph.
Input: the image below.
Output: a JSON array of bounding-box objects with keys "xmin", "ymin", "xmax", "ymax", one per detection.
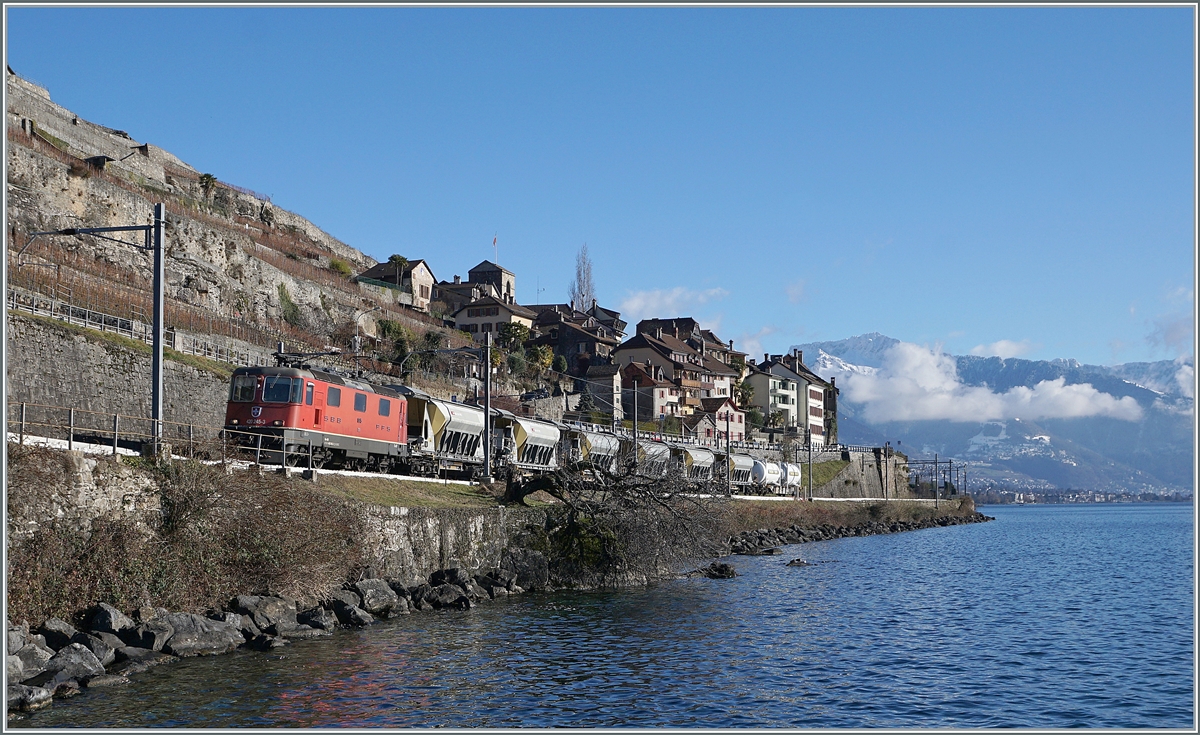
[
  {"xmin": 6, "ymin": 550, "xmax": 551, "ymax": 717},
  {"xmin": 7, "ymin": 513, "xmax": 994, "ymax": 717},
  {"xmin": 728, "ymin": 511, "xmax": 995, "ymax": 555}
]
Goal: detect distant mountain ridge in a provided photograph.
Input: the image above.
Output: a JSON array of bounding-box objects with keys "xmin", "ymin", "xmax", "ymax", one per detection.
[{"xmin": 791, "ymin": 334, "xmax": 1194, "ymax": 493}]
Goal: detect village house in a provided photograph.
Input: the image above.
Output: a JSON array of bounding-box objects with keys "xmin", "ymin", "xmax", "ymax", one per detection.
[
  {"xmin": 611, "ymin": 317, "xmax": 743, "ymax": 414},
  {"xmin": 584, "ymin": 363, "xmax": 624, "ymax": 421},
  {"xmin": 585, "ymin": 300, "xmax": 628, "ymax": 338},
  {"xmin": 355, "ymin": 258, "xmax": 437, "ymax": 313},
  {"xmin": 620, "ymin": 360, "xmax": 682, "ymax": 421},
  {"xmin": 747, "ymin": 349, "xmax": 836, "ymax": 445},
  {"xmin": 745, "ymin": 358, "xmax": 806, "ymax": 431},
  {"xmin": 699, "ymin": 396, "xmax": 746, "ymax": 444},
  {"xmin": 433, "ymin": 275, "xmax": 495, "ymax": 315},
  {"xmin": 452, "ymin": 296, "xmax": 536, "ymax": 343},
  {"xmin": 611, "ymin": 330, "xmax": 706, "ymax": 414},
  {"xmin": 432, "ymin": 260, "xmax": 517, "ymax": 316},
  {"xmin": 683, "ymin": 412, "xmax": 718, "ymax": 445},
  {"xmin": 526, "ymin": 303, "xmax": 623, "ymax": 376}
]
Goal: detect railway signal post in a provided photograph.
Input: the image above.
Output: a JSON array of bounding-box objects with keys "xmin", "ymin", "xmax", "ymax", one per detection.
[{"xmin": 20, "ymin": 204, "xmax": 166, "ymax": 453}]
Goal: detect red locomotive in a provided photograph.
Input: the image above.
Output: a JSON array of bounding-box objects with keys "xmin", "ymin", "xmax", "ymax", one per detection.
[{"xmin": 224, "ymin": 366, "xmax": 408, "ymax": 471}]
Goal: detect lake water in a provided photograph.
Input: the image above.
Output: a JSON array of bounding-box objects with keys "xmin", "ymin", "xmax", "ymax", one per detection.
[{"xmin": 15, "ymin": 503, "xmax": 1194, "ymax": 728}]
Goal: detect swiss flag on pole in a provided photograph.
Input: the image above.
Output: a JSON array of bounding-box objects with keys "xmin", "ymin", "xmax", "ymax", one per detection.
[{"xmin": 493, "ymin": 236, "xmax": 497, "ymax": 246}]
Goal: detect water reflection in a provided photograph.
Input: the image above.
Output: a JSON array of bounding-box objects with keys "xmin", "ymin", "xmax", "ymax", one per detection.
[{"xmin": 16, "ymin": 504, "xmax": 1193, "ymax": 728}]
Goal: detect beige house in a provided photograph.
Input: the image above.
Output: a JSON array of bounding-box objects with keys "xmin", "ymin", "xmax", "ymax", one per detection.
[
  {"xmin": 357, "ymin": 258, "xmax": 437, "ymax": 313},
  {"xmin": 746, "ymin": 349, "xmax": 834, "ymax": 445},
  {"xmin": 452, "ymin": 296, "xmax": 536, "ymax": 343}
]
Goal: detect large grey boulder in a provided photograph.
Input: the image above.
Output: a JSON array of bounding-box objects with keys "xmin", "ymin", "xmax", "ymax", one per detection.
[
  {"xmin": 70, "ymin": 632, "xmax": 115, "ymax": 667},
  {"xmin": 108, "ymin": 648, "xmax": 178, "ymax": 677},
  {"xmin": 425, "ymin": 583, "xmax": 471, "ymax": 610},
  {"xmin": 22, "ymin": 643, "xmax": 105, "ymax": 690},
  {"xmin": 298, "ymin": 607, "xmax": 339, "ymax": 631},
  {"xmin": 208, "ymin": 611, "xmax": 261, "ymax": 641},
  {"xmin": 160, "ymin": 613, "xmax": 243, "ymax": 657},
  {"xmin": 119, "ymin": 620, "xmax": 174, "ymax": 651},
  {"xmin": 328, "ymin": 589, "xmax": 361, "ymax": 610},
  {"xmin": 385, "ymin": 580, "xmax": 413, "ymax": 600},
  {"xmin": 461, "ymin": 580, "xmax": 490, "ymax": 602},
  {"xmin": 475, "ymin": 571, "xmax": 511, "ymax": 594},
  {"xmin": 247, "ymin": 634, "xmax": 290, "ymax": 651},
  {"xmin": 277, "ymin": 624, "xmax": 330, "ymax": 640},
  {"xmin": 331, "ymin": 602, "xmax": 375, "ymax": 627},
  {"xmin": 92, "ymin": 631, "xmax": 125, "ymax": 651},
  {"xmin": 406, "ymin": 584, "xmax": 435, "ymax": 611},
  {"xmin": 700, "ymin": 562, "xmax": 737, "ymax": 579},
  {"xmin": 229, "ymin": 596, "xmax": 297, "ymax": 635},
  {"xmin": 36, "ymin": 618, "xmax": 79, "ymax": 652},
  {"xmin": 12, "ymin": 643, "xmax": 53, "ymax": 682},
  {"xmin": 7, "ymin": 655, "xmax": 24, "ymax": 682},
  {"xmin": 7, "ymin": 620, "xmax": 28, "ymax": 652},
  {"xmin": 83, "ymin": 674, "xmax": 130, "ymax": 688},
  {"xmin": 7, "ymin": 684, "xmax": 53, "ymax": 713},
  {"xmin": 353, "ymin": 579, "xmax": 400, "ymax": 616},
  {"xmin": 85, "ymin": 603, "xmax": 135, "ymax": 636},
  {"xmin": 500, "ymin": 549, "xmax": 548, "ymax": 591}
]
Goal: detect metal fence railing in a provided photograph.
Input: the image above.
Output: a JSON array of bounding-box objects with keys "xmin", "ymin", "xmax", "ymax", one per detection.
[
  {"xmin": 8, "ymin": 402, "xmax": 227, "ymax": 459},
  {"xmin": 8, "ymin": 288, "xmax": 277, "ymax": 367}
]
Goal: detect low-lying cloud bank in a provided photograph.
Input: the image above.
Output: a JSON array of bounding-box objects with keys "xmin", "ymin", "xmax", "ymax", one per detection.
[{"xmin": 827, "ymin": 342, "xmax": 1144, "ymax": 423}]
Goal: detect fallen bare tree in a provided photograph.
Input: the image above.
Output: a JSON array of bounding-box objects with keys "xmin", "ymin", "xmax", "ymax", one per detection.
[{"xmin": 505, "ymin": 456, "xmax": 731, "ymax": 589}]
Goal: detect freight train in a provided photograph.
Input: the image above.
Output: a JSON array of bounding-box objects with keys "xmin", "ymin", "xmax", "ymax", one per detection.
[{"xmin": 222, "ymin": 364, "xmax": 800, "ymax": 492}]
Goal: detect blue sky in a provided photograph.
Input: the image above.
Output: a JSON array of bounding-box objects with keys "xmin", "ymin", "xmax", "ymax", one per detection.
[{"xmin": 5, "ymin": 6, "xmax": 1195, "ymax": 366}]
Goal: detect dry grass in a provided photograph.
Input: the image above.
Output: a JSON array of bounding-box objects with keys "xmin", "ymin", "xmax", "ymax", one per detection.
[
  {"xmin": 5, "ymin": 453, "xmax": 368, "ymax": 626},
  {"xmin": 800, "ymin": 459, "xmax": 850, "ymax": 488},
  {"xmin": 315, "ymin": 474, "xmax": 500, "ymax": 509},
  {"xmin": 723, "ymin": 496, "xmax": 977, "ymax": 536}
]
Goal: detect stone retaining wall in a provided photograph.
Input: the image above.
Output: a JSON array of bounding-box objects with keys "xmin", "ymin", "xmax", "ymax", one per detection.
[
  {"xmin": 6, "ymin": 312, "xmax": 230, "ymax": 433},
  {"xmin": 361, "ymin": 505, "xmax": 547, "ymax": 587}
]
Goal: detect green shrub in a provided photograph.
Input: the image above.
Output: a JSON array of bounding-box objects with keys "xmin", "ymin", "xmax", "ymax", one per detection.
[
  {"xmin": 277, "ymin": 283, "xmax": 301, "ymax": 326},
  {"xmin": 329, "ymin": 258, "xmax": 352, "ymax": 278},
  {"xmin": 507, "ymin": 350, "xmax": 527, "ymax": 375}
]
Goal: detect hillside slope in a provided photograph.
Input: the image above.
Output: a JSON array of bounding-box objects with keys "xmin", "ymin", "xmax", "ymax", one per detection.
[{"xmin": 6, "ymin": 68, "xmax": 461, "ymax": 360}]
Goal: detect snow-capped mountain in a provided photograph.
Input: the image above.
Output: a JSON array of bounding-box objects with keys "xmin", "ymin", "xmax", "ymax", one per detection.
[{"xmin": 792, "ymin": 335, "xmax": 1195, "ymax": 493}]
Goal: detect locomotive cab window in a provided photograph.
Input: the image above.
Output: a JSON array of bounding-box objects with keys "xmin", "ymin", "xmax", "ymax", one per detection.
[
  {"xmin": 262, "ymin": 376, "xmax": 303, "ymax": 403},
  {"xmin": 306, "ymin": 383, "xmax": 314, "ymax": 406},
  {"xmin": 327, "ymin": 387, "xmax": 341, "ymax": 407},
  {"xmin": 354, "ymin": 393, "xmax": 367, "ymax": 412},
  {"xmin": 379, "ymin": 398, "xmax": 391, "ymax": 417},
  {"xmin": 230, "ymin": 375, "xmax": 257, "ymax": 402}
]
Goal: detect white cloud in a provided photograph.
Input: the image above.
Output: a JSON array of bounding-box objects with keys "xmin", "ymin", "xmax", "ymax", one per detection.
[
  {"xmin": 1165, "ymin": 286, "xmax": 1194, "ymax": 306},
  {"xmin": 618, "ymin": 287, "xmax": 728, "ymax": 324},
  {"xmin": 969, "ymin": 339, "xmax": 1035, "ymax": 359},
  {"xmin": 1175, "ymin": 359, "xmax": 1194, "ymax": 400},
  {"xmin": 786, "ymin": 280, "xmax": 806, "ymax": 304},
  {"xmin": 1147, "ymin": 312, "xmax": 1194, "ymax": 356},
  {"xmin": 827, "ymin": 342, "xmax": 1143, "ymax": 423}
]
